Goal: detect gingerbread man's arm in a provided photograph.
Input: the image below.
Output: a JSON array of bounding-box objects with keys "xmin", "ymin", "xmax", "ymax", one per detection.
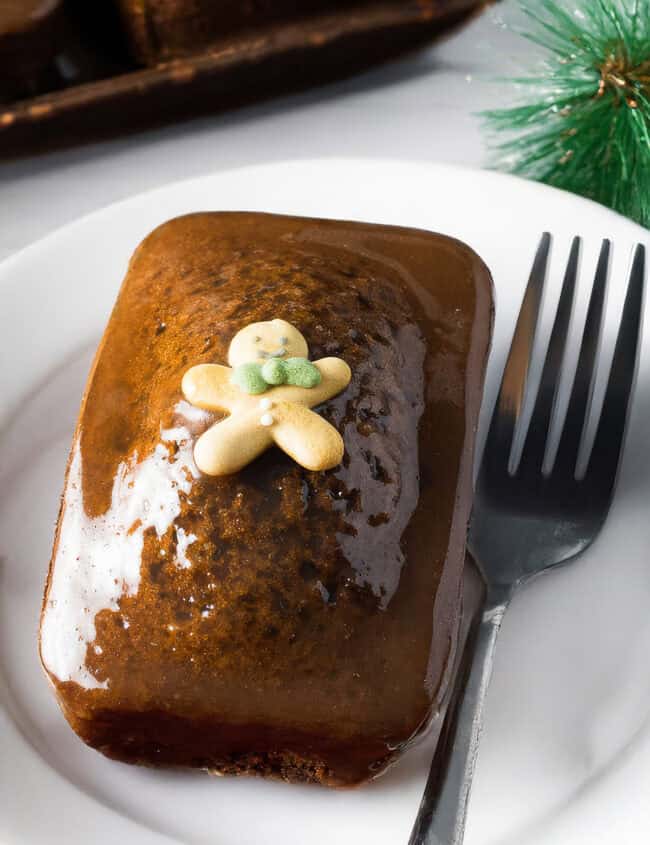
[
  {"xmin": 270, "ymin": 358, "xmax": 351, "ymax": 406},
  {"xmin": 181, "ymin": 364, "xmax": 241, "ymax": 413}
]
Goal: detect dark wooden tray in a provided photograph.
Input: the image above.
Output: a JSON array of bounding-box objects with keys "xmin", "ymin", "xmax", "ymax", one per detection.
[{"xmin": 0, "ymin": 1, "xmax": 486, "ymax": 158}]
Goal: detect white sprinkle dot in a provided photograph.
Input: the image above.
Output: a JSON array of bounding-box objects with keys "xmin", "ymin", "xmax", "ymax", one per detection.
[
  {"xmin": 259, "ymin": 397, "xmax": 273, "ymax": 411},
  {"xmin": 260, "ymin": 413, "xmax": 274, "ymax": 427},
  {"xmin": 94, "ymin": 645, "xmax": 103, "ymax": 655}
]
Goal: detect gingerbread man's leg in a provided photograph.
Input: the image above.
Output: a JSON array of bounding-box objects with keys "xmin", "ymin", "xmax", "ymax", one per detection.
[
  {"xmin": 194, "ymin": 407, "xmax": 274, "ymax": 476},
  {"xmin": 269, "ymin": 401, "xmax": 344, "ymax": 472}
]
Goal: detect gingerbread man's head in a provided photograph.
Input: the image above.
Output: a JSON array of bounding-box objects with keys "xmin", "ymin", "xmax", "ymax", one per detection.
[{"xmin": 228, "ymin": 318, "xmax": 309, "ymax": 367}]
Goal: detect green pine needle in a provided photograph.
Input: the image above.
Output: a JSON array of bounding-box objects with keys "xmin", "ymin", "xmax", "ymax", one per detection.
[{"xmin": 483, "ymin": 0, "xmax": 650, "ymax": 227}]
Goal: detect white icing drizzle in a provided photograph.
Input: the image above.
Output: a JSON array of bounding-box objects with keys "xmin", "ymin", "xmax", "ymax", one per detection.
[
  {"xmin": 173, "ymin": 398, "xmax": 212, "ymax": 425},
  {"xmin": 175, "ymin": 526, "xmax": 198, "ymax": 569},
  {"xmin": 40, "ymin": 426, "xmax": 199, "ymax": 689}
]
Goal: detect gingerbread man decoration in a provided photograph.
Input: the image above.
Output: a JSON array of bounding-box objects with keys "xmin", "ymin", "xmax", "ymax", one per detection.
[{"xmin": 182, "ymin": 318, "xmax": 351, "ymax": 476}]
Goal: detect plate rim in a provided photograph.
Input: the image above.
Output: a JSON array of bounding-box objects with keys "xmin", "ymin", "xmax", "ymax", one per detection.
[{"xmin": 1, "ymin": 158, "xmax": 648, "ymax": 279}]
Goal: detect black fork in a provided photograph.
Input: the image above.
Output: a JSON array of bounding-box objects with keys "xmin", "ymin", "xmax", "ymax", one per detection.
[{"xmin": 410, "ymin": 234, "xmax": 646, "ymax": 845}]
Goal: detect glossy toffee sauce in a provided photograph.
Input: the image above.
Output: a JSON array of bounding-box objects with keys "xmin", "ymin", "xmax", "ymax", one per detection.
[{"xmin": 40, "ymin": 213, "xmax": 492, "ymax": 785}]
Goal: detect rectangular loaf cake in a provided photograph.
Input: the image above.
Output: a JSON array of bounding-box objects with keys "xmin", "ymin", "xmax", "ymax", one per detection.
[
  {"xmin": 40, "ymin": 212, "xmax": 493, "ymax": 786},
  {"xmin": 116, "ymin": 0, "xmax": 487, "ymax": 64}
]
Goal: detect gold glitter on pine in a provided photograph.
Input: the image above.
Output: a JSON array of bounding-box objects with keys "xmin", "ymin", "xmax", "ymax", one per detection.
[{"xmin": 598, "ymin": 52, "xmax": 650, "ymax": 108}]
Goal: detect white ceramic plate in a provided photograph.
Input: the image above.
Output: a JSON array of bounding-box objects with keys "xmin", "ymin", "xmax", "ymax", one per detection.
[{"xmin": 1, "ymin": 160, "xmax": 649, "ymax": 845}]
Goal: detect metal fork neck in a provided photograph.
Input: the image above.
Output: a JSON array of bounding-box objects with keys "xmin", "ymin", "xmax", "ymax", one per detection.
[
  {"xmin": 409, "ymin": 595, "xmax": 506, "ymax": 845},
  {"xmin": 484, "ymin": 582, "xmax": 512, "ymax": 612}
]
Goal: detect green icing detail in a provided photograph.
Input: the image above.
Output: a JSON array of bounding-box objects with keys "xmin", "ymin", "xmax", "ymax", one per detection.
[
  {"xmin": 284, "ymin": 357, "xmax": 322, "ymax": 388},
  {"xmin": 261, "ymin": 358, "xmax": 287, "ymax": 385},
  {"xmin": 232, "ymin": 357, "xmax": 322, "ymax": 394},
  {"xmin": 231, "ymin": 362, "xmax": 268, "ymax": 394}
]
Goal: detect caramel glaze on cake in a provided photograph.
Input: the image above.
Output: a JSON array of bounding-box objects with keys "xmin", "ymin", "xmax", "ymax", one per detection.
[{"xmin": 39, "ymin": 212, "xmax": 493, "ymax": 786}]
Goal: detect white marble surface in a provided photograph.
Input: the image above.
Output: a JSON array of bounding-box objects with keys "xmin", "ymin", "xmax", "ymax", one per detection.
[{"xmin": 0, "ymin": 3, "xmax": 533, "ymax": 261}]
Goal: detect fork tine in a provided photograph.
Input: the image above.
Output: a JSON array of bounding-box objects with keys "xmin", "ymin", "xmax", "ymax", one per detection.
[
  {"xmin": 481, "ymin": 233, "xmax": 551, "ymax": 470},
  {"xmin": 554, "ymin": 239, "xmax": 611, "ymax": 474},
  {"xmin": 583, "ymin": 244, "xmax": 645, "ymax": 485},
  {"xmin": 517, "ymin": 237, "xmax": 581, "ymax": 474}
]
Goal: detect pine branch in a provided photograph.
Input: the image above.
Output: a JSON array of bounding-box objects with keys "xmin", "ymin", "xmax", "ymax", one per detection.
[{"xmin": 483, "ymin": 0, "xmax": 650, "ymax": 228}]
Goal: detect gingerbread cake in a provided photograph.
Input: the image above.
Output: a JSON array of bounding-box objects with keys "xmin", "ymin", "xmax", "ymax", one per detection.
[
  {"xmin": 115, "ymin": 0, "xmax": 487, "ymax": 65},
  {"xmin": 39, "ymin": 212, "xmax": 493, "ymax": 786}
]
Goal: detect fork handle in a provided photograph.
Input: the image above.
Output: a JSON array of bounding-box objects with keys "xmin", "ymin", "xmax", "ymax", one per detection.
[{"xmin": 408, "ymin": 597, "xmax": 508, "ymax": 845}]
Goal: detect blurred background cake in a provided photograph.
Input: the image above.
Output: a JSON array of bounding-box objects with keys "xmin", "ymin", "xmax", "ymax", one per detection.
[
  {"xmin": 115, "ymin": 0, "xmax": 486, "ymax": 65},
  {"xmin": 0, "ymin": 0, "xmax": 488, "ymax": 153}
]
